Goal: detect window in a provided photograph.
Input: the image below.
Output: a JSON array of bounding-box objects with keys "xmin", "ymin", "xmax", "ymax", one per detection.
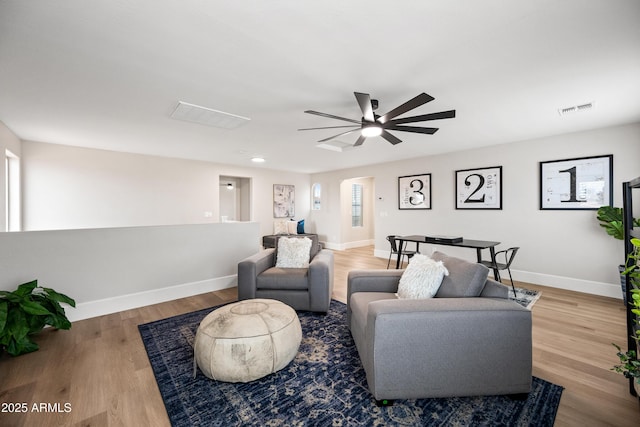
[
  {"xmin": 352, "ymin": 183, "xmax": 363, "ymax": 227},
  {"xmin": 312, "ymin": 183, "xmax": 321, "ymax": 210},
  {"xmin": 5, "ymin": 150, "xmax": 21, "ymax": 231}
]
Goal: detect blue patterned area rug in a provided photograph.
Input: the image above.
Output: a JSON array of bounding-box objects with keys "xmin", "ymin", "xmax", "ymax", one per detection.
[{"xmin": 139, "ymin": 300, "xmax": 562, "ymax": 426}]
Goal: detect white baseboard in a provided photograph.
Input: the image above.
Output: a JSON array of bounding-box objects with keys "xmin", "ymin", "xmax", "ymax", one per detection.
[
  {"xmin": 323, "ymin": 239, "xmax": 374, "ymax": 251},
  {"xmin": 67, "ymin": 275, "xmax": 237, "ymax": 322},
  {"xmin": 373, "ymin": 249, "xmax": 621, "ymax": 299},
  {"xmin": 507, "ymin": 269, "xmax": 622, "ymax": 299}
]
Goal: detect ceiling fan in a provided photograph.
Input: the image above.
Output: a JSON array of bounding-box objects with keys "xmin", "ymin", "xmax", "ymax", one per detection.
[{"xmin": 299, "ymin": 92, "xmax": 456, "ymax": 146}]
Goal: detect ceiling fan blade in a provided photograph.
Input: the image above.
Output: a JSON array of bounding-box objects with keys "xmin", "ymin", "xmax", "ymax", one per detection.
[
  {"xmin": 385, "ymin": 125, "xmax": 439, "ymax": 135},
  {"xmin": 317, "ymin": 128, "xmax": 362, "ymax": 143},
  {"xmin": 388, "ymin": 110, "xmax": 456, "ymax": 125},
  {"xmin": 353, "ymin": 135, "xmax": 367, "ymax": 146},
  {"xmin": 298, "ymin": 125, "xmax": 360, "ymax": 131},
  {"xmin": 304, "ymin": 110, "xmax": 361, "ymax": 124},
  {"xmin": 354, "ymin": 92, "xmax": 375, "ymax": 122},
  {"xmin": 381, "ymin": 130, "xmax": 402, "ymax": 145},
  {"xmin": 377, "ymin": 93, "xmax": 434, "ymax": 124}
]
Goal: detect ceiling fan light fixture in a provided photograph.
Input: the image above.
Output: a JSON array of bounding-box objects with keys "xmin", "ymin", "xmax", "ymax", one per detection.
[{"xmin": 361, "ymin": 124, "xmax": 382, "ymax": 137}]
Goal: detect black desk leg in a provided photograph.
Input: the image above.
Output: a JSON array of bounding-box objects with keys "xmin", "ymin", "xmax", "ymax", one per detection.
[
  {"xmin": 395, "ymin": 240, "xmax": 403, "ymax": 269},
  {"xmin": 489, "ymin": 247, "xmax": 501, "ymax": 282}
]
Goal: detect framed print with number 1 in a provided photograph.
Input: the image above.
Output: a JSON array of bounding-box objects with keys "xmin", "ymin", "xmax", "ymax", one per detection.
[
  {"xmin": 398, "ymin": 174, "xmax": 431, "ymax": 209},
  {"xmin": 540, "ymin": 155, "xmax": 612, "ymax": 210},
  {"xmin": 456, "ymin": 166, "xmax": 502, "ymax": 210}
]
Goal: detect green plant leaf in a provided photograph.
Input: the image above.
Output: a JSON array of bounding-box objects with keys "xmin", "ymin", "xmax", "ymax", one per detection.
[
  {"xmin": 47, "ymin": 314, "xmax": 71, "ymax": 330},
  {"xmin": 41, "ymin": 288, "xmax": 76, "ymax": 307},
  {"xmin": 6, "ymin": 335, "xmax": 39, "ymax": 356},
  {"xmin": 1, "ymin": 281, "xmax": 75, "ymax": 356},
  {"xmin": 19, "ymin": 300, "xmax": 52, "ymax": 316},
  {"xmin": 14, "ymin": 280, "xmax": 38, "ymax": 297},
  {"xmin": 6, "ymin": 309, "xmax": 29, "ymax": 342},
  {"xmin": 0, "ymin": 292, "xmax": 23, "ymax": 303},
  {"xmin": 0, "ymin": 300, "xmax": 7, "ymax": 333}
]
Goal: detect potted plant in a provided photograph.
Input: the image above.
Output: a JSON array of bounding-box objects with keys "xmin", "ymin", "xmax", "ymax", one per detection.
[
  {"xmin": 0, "ymin": 280, "xmax": 75, "ymax": 356},
  {"xmin": 612, "ymin": 238, "xmax": 640, "ymax": 391},
  {"xmin": 596, "ymin": 206, "xmax": 640, "ymax": 302}
]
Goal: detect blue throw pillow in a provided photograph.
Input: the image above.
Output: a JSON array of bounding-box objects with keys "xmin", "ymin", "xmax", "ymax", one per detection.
[{"xmin": 297, "ymin": 219, "xmax": 305, "ymax": 234}]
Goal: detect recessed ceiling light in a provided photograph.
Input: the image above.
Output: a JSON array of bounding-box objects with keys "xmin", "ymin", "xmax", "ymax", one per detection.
[{"xmin": 251, "ymin": 157, "xmax": 265, "ymax": 163}]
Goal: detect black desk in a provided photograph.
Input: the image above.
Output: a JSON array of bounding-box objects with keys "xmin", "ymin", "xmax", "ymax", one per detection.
[{"xmin": 396, "ymin": 235, "xmax": 502, "ymax": 281}]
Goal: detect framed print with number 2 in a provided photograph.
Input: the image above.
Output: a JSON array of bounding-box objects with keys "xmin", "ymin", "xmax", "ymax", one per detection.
[
  {"xmin": 398, "ymin": 174, "xmax": 431, "ymax": 209},
  {"xmin": 456, "ymin": 166, "xmax": 502, "ymax": 210},
  {"xmin": 540, "ymin": 155, "xmax": 612, "ymax": 210}
]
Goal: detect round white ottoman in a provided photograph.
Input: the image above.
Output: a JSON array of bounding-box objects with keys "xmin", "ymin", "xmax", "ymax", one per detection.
[{"xmin": 194, "ymin": 299, "xmax": 302, "ymax": 383}]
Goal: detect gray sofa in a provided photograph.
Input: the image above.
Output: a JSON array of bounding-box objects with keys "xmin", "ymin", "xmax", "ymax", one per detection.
[
  {"xmin": 347, "ymin": 251, "xmax": 532, "ymax": 401},
  {"xmin": 237, "ymin": 234, "xmax": 334, "ymax": 312}
]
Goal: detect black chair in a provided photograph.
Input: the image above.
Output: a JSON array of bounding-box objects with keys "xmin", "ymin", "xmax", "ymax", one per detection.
[
  {"xmin": 386, "ymin": 235, "xmax": 417, "ymax": 269},
  {"xmin": 480, "ymin": 247, "xmax": 519, "ymax": 297}
]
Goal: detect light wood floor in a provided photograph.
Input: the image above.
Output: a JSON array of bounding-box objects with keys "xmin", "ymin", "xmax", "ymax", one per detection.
[{"xmin": 1, "ymin": 246, "xmax": 639, "ymax": 426}]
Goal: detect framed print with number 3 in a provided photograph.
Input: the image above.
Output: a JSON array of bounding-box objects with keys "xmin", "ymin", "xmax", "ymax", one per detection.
[
  {"xmin": 456, "ymin": 166, "xmax": 502, "ymax": 210},
  {"xmin": 539, "ymin": 154, "xmax": 612, "ymax": 210},
  {"xmin": 398, "ymin": 174, "xmax": 431, "ymax": 209}
]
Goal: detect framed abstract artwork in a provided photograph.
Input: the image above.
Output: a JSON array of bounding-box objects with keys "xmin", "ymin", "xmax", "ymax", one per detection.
[
  {"xmin": 273, "ymin": 184, "xmax": 295, "ymax": 218},
  {"xmin": 398, "ymin": 174, "xmax": 432, "ymax": 210},
  {"xmin": 455, "ymin": 166, "xmax": 502, "ymax": 210},
  {"xmin": 540, "ymin": 155, "xmax": 612, "ymax": 210}
]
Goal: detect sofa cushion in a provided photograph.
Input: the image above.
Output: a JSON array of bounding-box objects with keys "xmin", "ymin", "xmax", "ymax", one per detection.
[
  {"xmin": 276, "ymin": 237, "xmax": 312, "ymax": 268},
  {"xmin": 431, "ymin": 251, "xmax": 489, "ymax": 297},
  {"xmin": 397, "ymin": 254, "xmax": 449, "ymax": 299},
  {"xmin": 257, "ymin": 267, "xmax": 309, "ymax": 290}
]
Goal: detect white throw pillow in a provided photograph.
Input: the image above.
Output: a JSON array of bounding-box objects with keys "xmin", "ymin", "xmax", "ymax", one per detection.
[
  {"xmin": 274, "ymin": 220, "xmax": 289, "ymax": 235},
  {"xmin": 397, "ymin": 254, "xmax": 449, "ymax": 299},
  {"xmin": 286, "ymin": 221, "xmax": 298, "ymax": 235},
  {"xmin": 276, "ymin": 237, "xmax": 312, "ymax": 268}
]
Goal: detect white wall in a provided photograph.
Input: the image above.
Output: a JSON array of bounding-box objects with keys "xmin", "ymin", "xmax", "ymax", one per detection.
[
  {"xmin": 0, "ymin": 222, "xmax": 259, "ymax": 321},
  {"xmin": 20, "ymin": 140, "xmax": 311, "ymax": 239},
  {"xmin": 311, "ymin": 123, "xmax": 640, "ymax": 298}
]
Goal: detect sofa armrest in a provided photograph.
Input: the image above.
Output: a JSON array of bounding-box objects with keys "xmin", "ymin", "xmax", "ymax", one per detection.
[
  {"xmin": 480, "ymin": 278, "xmax": 509, "ymax": 298},
  {"xmin": 237, "ymin": 248, "xmax": 275, "ymax": 300},
  {"xmin": 347, "ymin": 269, "xmax": 403, "ymax": 299},
  {"xmin": 347, "ymin": 270, "xmax": 403, "ymax": 324},
  {"xmin": 308, "ymin": 249, "xmax": 334, "ymax": 312},
  {"xmin": 364, "ymin": 297, "xmax": 532, "ymax": 399}
]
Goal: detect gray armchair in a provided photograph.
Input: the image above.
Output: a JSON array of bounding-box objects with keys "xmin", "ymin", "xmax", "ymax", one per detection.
[
  {"xmin": 347, "ymin": 251, "xmax": 532, "ymax": 402},
  {"xmin": 237, "ymin": 235, "xmax": 334, "ymax": 313}
]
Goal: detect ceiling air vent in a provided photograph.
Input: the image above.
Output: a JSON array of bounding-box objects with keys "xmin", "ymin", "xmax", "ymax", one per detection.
[
  {"xmin": 171, "ymin": 101, "xmax": 250, "ymax": 129},
  {"xmin": 558, "ymin": 102, "xmax": 595, "ymax": 116},
  {"xmin": 316, "ymin": 140, "xmax": 356, "ymax": 152}
]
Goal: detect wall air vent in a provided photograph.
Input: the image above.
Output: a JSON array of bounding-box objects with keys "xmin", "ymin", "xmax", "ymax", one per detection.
[
  {"xmin": 171, "ymin": 101, "xmax": 250, "ymax": 129},
  {"xmin": 558, "ymin": 102, "xmax": 595, "ymax": 116}
]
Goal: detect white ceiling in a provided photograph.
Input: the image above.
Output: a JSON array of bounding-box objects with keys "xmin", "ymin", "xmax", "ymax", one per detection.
[{"xmin": 1, "ymin": 0, "xmax": 639, "ymax": 174}]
